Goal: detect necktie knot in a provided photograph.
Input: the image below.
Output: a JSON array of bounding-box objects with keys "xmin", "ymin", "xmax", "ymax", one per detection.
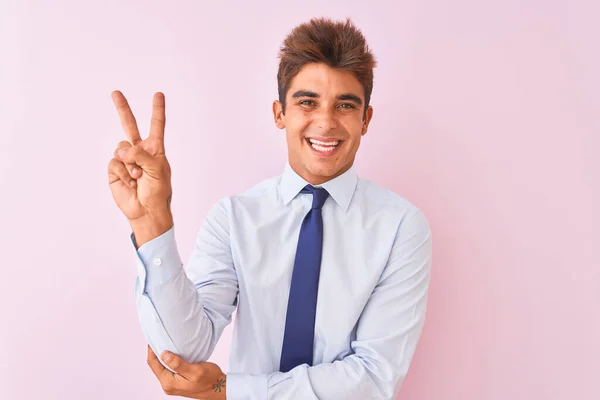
[{"xmin": 301, "ymin": 185, "xmax": 329, "ymax": 210}]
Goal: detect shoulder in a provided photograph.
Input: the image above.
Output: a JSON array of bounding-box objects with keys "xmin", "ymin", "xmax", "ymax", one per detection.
[
  {"xmin": 355, "ymin": 177, "xmax": 431, "ymax": 236},
  {"xmin": 355, "ymin": 179, "xmax": 432, "ymax": 277},
  {"xmin": 355, "ymin": 177, "xmax": 421, "ymax": 214}
]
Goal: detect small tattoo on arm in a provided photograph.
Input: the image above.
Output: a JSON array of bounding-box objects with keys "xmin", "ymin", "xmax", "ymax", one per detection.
[{"xmin": 212, "ymin": 377, "xmax": 226, "ymax": 392}]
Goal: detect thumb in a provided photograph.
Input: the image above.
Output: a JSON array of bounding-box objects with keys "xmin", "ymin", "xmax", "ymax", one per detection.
[
  {"xmin": 115, "ymin": 146, "xmax": 155, "ymax": 169},
  {"xmin": 161, "ymin": 351, "xmax": 194, "ymax": 378}
]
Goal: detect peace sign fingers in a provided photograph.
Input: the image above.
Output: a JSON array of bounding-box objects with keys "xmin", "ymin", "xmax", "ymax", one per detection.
[
  {"xmin": 111, "ymin": 90, "xmax": 142, "ymax": 145},
  {"xmin": 149, "ymin": 92, "xmax": 166, "ymax": 142}
]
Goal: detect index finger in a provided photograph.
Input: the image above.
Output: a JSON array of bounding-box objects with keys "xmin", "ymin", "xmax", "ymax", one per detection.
[
  {"xmin": 149, "ymin": 92, "xmax": 166, "ymax": 141},
  {"xmin": 111, "ymin": 90, "xmax": 142, "ymax": 145}
]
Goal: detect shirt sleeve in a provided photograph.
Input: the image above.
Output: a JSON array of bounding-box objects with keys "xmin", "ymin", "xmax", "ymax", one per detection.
[
  {"xmin": 131, "ymin": 197, "xmax": 239, "ymax": 373},
  {"xmin": 226, "ymin": 210, "xmax": 433, "ymax": 400}
]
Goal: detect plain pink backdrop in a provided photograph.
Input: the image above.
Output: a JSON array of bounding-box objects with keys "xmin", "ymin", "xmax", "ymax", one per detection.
[{"xmin": 1, "ymin": 1, "xmax": 598, "ymax": 399}]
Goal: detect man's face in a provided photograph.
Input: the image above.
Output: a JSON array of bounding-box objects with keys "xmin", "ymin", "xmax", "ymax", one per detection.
[{"xmin": 273, "ymin": 63, "xmax": 373, "ymax": 185}]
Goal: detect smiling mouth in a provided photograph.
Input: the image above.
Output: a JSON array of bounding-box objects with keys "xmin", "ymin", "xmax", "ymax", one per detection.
[
  {"xmin": 305, "ymin": 138, "xmax": 343, "ymax": 148},
  {"xmin": 305, "ymin": 138, "xmax": 343, "ymax": 156}
]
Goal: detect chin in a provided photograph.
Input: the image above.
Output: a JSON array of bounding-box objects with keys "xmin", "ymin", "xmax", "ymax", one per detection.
[{"xmin": 305, "ymin": 163, "xmax": 341, "ymax": 178}]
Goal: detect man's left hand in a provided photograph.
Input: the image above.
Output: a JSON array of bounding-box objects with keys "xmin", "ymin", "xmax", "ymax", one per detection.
[{"xmin": 147, "ymin": 345, "xmax": 227, "ymax": 399}]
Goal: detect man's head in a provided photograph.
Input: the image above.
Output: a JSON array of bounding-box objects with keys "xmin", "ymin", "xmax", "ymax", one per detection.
[{"xmin": 273, "ymin": 18, "xmax": 376, "ymax": 185}]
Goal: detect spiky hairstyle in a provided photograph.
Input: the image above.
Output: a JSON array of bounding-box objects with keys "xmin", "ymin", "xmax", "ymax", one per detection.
[{"xmin": 277, "ymin": 17, "xmax": 377, "ymax": 118}]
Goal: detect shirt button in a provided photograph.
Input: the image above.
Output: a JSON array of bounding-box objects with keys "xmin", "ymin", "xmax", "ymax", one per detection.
[{"xmin": 153, "ymin": 257, "xmax": 162, "ymax": 266}]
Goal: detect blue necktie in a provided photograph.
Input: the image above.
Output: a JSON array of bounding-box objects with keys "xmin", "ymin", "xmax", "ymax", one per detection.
[{"xmin": 280, "ymin": 184, "xmax": 329, "ymax": 373}]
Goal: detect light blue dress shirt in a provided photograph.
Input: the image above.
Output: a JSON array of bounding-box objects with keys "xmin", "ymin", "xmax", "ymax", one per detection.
[{"xmin": 131, "ymin": 161, "xmax": 432, "ymax": 400}]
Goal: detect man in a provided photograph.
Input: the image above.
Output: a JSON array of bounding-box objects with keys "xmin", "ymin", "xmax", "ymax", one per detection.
[{"xmin": 108, "ymin": 17, "xmax": 432, "ymax": 400}]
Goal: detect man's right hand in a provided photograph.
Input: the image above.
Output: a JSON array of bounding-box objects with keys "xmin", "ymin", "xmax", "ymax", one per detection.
[{"xmin": 108, "ymin": 90, "xmax": 174, "ymax": 247}]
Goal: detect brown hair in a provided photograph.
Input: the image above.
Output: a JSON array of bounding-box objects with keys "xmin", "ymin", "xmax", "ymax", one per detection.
[{"xmin": 277, "ymin": 17, "xmax": 377, "ymax": 119}]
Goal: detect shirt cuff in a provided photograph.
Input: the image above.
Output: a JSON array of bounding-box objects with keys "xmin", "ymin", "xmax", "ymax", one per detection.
[
  {"xmin": 226, "ymin": 372, "xmax": 268, "ymax": 400},
  {"xmin": 130, "ymin": 225, "xmax": 183, "ymax": 293}
]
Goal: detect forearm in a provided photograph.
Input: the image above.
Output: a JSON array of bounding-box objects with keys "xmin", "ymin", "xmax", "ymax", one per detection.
[
  {"xmin": 132, "ymin": 211, "xmax": 238, "ymax": 367},
  {"xmin": 136, "ymin": 268, "xmax": 218, "ymax": 364},
  {"xmin": 227, "ymin": 346, "xmax": 421, "ymax": 400},
  {"xmin": 132, "ymin": 226, "xmax": 219, "ymax": 366},
  {"xmin": 228, "ymin": 296, "xmax": 429, "ymax": 400}
]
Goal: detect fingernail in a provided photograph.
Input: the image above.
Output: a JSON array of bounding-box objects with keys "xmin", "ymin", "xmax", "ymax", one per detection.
[
  {"xmin": 129, "ymin": 180, "xmax": 136, "ymax": 187},
  {"xmin": 117, "ymin": 149, "xmax": 125, "ymax": 158},
  {"xmin": 132, "ymin": 167, "xmax": 139, "ymax": 175},
  {"xmin": 162, "ymin": 352, "xmax": 172, "ymax": 362}
]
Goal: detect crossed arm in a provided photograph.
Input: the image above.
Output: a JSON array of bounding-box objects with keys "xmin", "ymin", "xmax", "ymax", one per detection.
[{"xmin": 132, "ymin": 199, "xmax": 432, "ymax": 399}]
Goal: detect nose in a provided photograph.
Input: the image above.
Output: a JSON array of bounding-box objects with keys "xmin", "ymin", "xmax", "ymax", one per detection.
[{"xmin": 314, "ymin": 108, "xmax": 338, "ymax": 132}]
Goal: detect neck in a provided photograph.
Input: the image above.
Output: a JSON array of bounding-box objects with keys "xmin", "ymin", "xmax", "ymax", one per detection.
[{"xmin": 290, "ymin": 161, "xmax": 353, "ymax": 186}]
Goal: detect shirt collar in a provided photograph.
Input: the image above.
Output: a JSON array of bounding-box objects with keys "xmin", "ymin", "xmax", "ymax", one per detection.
[{"xmin": 280, "ymin": 160, "xmax": 358, "ymax": 212}]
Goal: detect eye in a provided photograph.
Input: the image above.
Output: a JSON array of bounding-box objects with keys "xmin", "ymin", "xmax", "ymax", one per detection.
[
  {"xmin": 338, "ymin": 103, "xmax": 356, "ymax": 109},
  {"xmin": 299, "ymin": 100, "xmax": 316, "ymax": 106}
]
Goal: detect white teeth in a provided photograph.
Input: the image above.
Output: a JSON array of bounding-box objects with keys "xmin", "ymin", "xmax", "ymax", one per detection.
[
  {"xmin": 310, "ymin": 142, "xmax": 338, "ymax": 152},
  {"xmin": 309, "ymin": 138, "xmax": 340, "ymax": 146}
]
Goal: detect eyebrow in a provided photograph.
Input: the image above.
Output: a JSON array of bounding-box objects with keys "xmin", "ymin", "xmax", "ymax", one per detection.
[{"xmin": 291, "ymin": 90, "xmax": 363, "ymax": 106}]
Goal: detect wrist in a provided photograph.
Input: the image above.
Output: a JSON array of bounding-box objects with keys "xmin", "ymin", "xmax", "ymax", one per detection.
[
  {"xmin": 216, "ymin": 373, "xmax": 227, "ymax": 399},
  {"xmin": 130, "ymin": 211, "xmax": 174, "ymax": 249}
]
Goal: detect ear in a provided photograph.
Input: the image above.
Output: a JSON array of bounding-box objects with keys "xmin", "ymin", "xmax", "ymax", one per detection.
[
  {"xmin": 361, "ymin": 105, "xmax": 374, "ymax": 136},
  {"xmin": 273, "ymin": 100, "xmax": 285, "ymax": 129}
]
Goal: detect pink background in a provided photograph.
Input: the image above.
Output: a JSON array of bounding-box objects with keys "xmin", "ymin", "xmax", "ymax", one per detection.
[{"xmin": 1, "ymin": 1, "xmax": 598, "ymax": 399}]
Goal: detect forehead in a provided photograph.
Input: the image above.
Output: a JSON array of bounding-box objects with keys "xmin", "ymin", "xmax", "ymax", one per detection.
[{"xmin": 287, "ymin": 63, "xmax": 364, "ymax": 98}]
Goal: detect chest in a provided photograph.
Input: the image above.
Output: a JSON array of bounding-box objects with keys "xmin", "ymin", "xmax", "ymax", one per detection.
[{"xmin": 229, "ymin": 202, "xmax": 398, "ymax": 334}]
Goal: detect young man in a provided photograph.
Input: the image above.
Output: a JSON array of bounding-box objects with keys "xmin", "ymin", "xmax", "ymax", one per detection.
[{"xmin": 108, "ymin": 17, "xmax": 432, "ymax": 400}]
